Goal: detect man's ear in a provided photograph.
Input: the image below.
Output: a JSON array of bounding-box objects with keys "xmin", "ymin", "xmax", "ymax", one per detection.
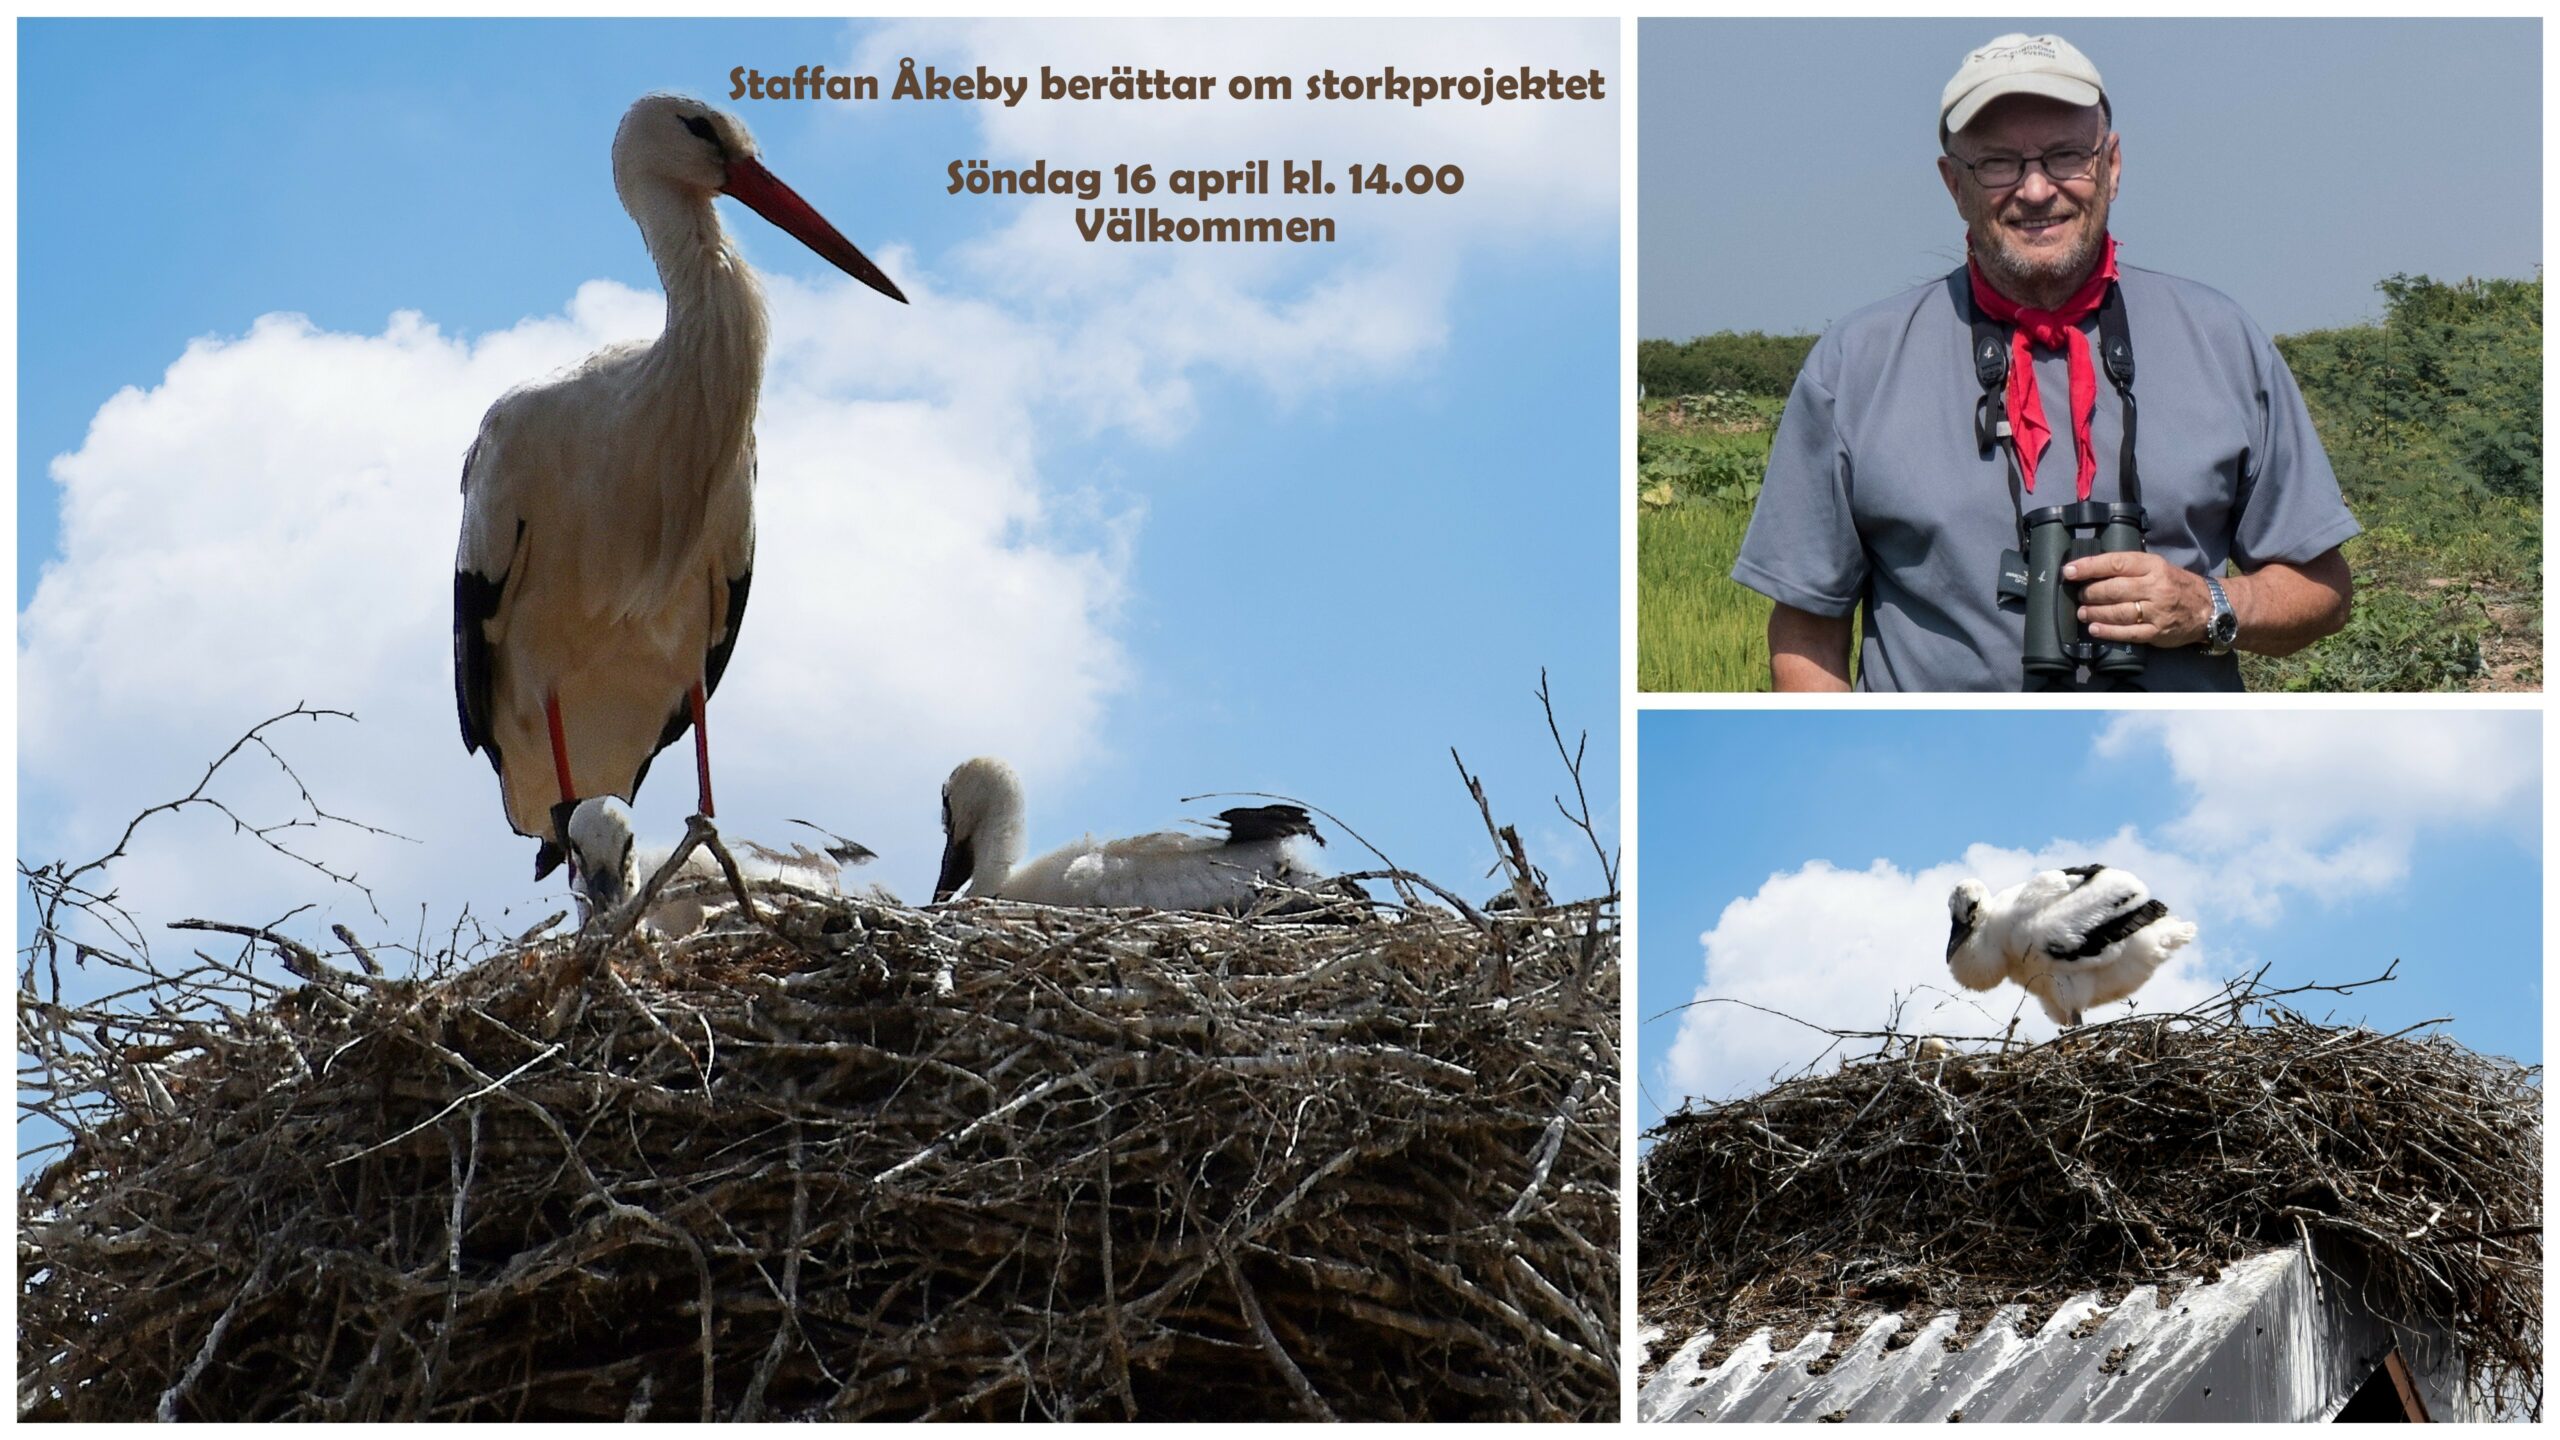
[{"xmin": 1937, "ymin": 153, "xmax": 1964, "ymax": 205}]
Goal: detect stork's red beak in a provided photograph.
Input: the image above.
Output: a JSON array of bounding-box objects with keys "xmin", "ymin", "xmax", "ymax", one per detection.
[{"xmin": 722, "ymin": 156, "xmax": 908, "ymax": 305}]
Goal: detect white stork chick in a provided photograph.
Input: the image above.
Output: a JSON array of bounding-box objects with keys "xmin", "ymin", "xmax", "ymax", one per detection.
[
  {"xmin": 560, "ymin": 797, "xmax": 884, "ymax": 934},
  {"xmin": 934, "ymin": 756, "xmax": 1333, "ymax": 912},
  {"xmin": 1946, "ymin": 863, "xmax": 2197, "ymax": 1026},
  {"xmin": 454, "ymin": 93, "xmax": 906, "ymax": 882}
]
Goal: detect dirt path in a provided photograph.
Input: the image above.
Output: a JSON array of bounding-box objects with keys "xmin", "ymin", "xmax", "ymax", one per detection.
[{"xmin": 2469, "ymin": 597, "xmax": 2541, "ymax": 691}]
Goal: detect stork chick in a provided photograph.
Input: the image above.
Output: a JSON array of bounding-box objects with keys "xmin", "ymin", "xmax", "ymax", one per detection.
[
  {"xmin": 559, "ymin": 796, "xmax": 884, "ymax": 934},
  {"xmin": 1946, "ymin": 863, "xmax": 2196, "ymax": 1025},
  {"xmin": 934, "ymin": 756, "xmax": 1334, "ymax": 912}
]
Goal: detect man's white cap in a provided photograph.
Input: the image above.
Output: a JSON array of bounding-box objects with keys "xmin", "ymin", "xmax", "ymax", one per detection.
[{"xmin": 1940, "ymin": 33, "xmax": 2107, "ymax": 141}]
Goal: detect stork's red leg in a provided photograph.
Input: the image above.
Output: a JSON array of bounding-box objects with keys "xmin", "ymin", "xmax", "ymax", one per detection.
[
  {"xmin": 545, "ymin": 691, "xmax": 577, "ymax": 805},
  {"xmin": 690, "ymin": 680, "xmax": 715, "ymax": 819}
]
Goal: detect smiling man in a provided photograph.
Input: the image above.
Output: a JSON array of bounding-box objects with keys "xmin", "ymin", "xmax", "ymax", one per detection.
[{"xmin": 1732, "ymin": 33, "xmax": 2358, "ymax": 691}]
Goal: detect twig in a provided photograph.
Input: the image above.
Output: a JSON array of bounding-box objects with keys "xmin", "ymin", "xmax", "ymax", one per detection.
[
  {"xmin": 1450, "ymin": 748, "xmax": 1547, "ymax": 913},
  {"xmin": 1223, "ymin": 1245, "xmax": 1337, "ymax": 1422},
  {"xmin": 330, "ymin": 924, "xmax": 383, "ymax": 977},
  {"xmin": 1535, "ymin": 668, "xmax": 1618, "ymax": 894}
]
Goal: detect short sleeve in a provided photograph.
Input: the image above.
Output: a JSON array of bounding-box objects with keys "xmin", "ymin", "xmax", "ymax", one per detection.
[
  {"xmin": 1731, "ymin": 338, "xmax": 1867, "ymax": 617},
  {"xmin": 2231, "ymin": 329, "xmax": 2361, "ymax": 570}
]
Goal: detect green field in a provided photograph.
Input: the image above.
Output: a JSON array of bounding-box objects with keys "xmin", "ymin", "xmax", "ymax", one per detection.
[
  {"xmin": 1637, "ymin": 274, "xmax": 2542, "ymax": 692},
  {"xmin": 1636, "ymin": 395, "xmax": 1781, "ymax": 692}
]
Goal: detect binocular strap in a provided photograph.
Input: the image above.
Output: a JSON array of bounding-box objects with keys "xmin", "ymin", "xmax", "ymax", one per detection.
[{"xmin": 1968, "ymin": 280, "xmax": 2140, "ymax": 545}]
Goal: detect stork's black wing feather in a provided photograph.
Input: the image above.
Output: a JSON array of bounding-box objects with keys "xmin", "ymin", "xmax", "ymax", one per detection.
[
  {"xmin": 643, "ymin": 465, "xmax": 754, "ymax": 783},
  {"xmin": 1217, "ymin": 805, "xmax": 1323, "ymax": 846},
  {"xmin": 2059, "ymin": 864, "xmax": 2107, "ymax": 885},
  {"xmin": 453, "ymin": 509, "xmax": 521, "ymax": 778},
  {"xmin": 640, "ymin": 565, "xmax": 755, "ymax": 786},
  {"xmin": 788, "ymin": 818, "xmax": 877, "ymax": 866},
  {"xmin": 2050, "ymin": 899, "xmax": 2169, "ymax": 960},
  {"xmin": 704, "ymin": 565, "xmax": 753, "ymax": 698}
]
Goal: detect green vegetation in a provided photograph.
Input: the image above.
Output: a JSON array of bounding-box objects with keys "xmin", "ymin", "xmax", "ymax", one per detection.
[
  {"xmin": 1636, "ymin": 392, "xmax": 1782, "ymax": 691},
  {"xmin": 2247, "ymin": 274, "xmax": 2541, "ymax": 691},
  {"xmin": 1636, "ymin": 274, "xmax": 2543, "ymax": 692},
  {"xmin": 1639, "ymin": 491, "xmax": 1766, "ymax": 693},
  {"xmin": 1637, "ymin": 333, "xmax": 1816, "ymax": 400}
]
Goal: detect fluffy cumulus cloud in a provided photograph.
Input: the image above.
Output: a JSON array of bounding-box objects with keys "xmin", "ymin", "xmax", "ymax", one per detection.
[
  {"xmin": 2099, "ymin": 710, "xmax": 2540, "ymax": 857},
  {"xmin": 18, "ymin": 271, "xmax": 1129, "ymax": 938},
  {"xmin": 1659, "ymin": 713, "xmax": 2541, "ymax": 1105}
]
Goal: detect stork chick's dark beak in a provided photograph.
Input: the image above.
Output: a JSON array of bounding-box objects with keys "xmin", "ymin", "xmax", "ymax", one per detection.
[
  {"xmin": 933, "ymin": 834, "xmax": 974, "ymax": 904},
  {"xmin": 1946, "ymin": 911, "xmax": 1973, "ymax": 961},
  {"xmin": 721, "ymin": 156, "xmax": 908, "ymax": 304}
]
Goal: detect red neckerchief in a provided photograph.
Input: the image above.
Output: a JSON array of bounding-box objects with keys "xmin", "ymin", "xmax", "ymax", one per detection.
[{"xmin": 1968, "ymin": 235, "xmax": 2119, "ymax": 500}]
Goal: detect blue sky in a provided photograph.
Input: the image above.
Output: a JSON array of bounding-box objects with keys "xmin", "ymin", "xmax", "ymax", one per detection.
[
  {"xmin": 1639, "ymin": 18, "xmax": 2541, "ymax": 338},
  {"xmin": 1636, "ymin": 709, "xmax": 2542, "ymax": 1134},
  {"xmin": 17, "ymin": 20, "xmax": 1619, "ymax": 972}
]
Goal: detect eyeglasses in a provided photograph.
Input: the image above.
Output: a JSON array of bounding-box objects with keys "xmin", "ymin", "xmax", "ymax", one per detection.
[{"xmin": 1947, "ymin": 134, "xmax": 2114, "ymax": 189}]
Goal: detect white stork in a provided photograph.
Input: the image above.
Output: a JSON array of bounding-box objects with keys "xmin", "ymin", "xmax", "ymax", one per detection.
[
  {"xmin": 933, "ymin": 756, "xmax": 1337, "ymax": 912},
  {"xmin": 454, "ymin": 93, "xmax": 905, "ymax": 880},
  {"xmin": 1945, "ymin": 863, "xmax": 2197, "ymax": 1025}
]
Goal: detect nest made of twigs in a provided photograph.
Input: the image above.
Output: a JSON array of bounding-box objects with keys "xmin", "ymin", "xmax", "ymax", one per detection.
[
  {"xmin": 22, "ymin": 874, "xmax": 1618, "ymax": 1422},
  {"xmin": 1638, "ymin": 992, "xmax": 2541, "ymax": 1417}
]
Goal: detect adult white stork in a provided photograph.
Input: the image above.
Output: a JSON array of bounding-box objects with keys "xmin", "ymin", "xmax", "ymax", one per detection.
[
  {"xmin": 454, "ymin": 93, "xmax": 905, "ymax": 879},
  {"xmin": 933, "ymin": 756, "xmax": 1336, "ymax": 912},
  {"xmin": 1945, "ymin": 863, "xmax": 2198, "ymax": 1026}
]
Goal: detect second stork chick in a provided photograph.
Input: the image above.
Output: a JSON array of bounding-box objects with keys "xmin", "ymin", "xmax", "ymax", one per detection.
[{"xmin": 933, "ymin": 756, "xmax": 1333, "ymax": 912}]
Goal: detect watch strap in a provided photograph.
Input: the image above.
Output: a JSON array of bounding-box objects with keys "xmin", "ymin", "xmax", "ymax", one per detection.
[{"xmin": 2204, "ymin": 575, "xmax": 2237, "ymax": 655}]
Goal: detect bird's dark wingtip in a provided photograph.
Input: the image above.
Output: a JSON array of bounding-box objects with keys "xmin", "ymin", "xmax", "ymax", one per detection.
[{"xmin": 1217, "ymin": 805, "xmax": 1322, "ymax": 846}]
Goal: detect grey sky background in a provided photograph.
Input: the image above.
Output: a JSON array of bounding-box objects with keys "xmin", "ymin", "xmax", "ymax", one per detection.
[{"xmin": 1639, "ymin": 18, "xmax": 2540, "ymax": 339}]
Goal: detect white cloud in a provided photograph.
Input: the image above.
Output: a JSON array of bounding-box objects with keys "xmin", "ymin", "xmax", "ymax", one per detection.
[
  {"xmin": 1660, "ymin": 843, "xmax": 2228, "ymax": 1105},
  {"xmin": 2099, "ymin": 711, "xmax": 2540, "ymax": 853},
  {"xmin": 18, "ymin": 269, "xmax": 1132, "ymax": 946},
  {"xmin": 1658, "ymin": 713, "xmax": 2539, "ymax": 1107}
]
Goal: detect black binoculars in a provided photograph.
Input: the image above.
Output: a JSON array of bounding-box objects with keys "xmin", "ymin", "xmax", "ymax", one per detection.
[{"xmin": 2011, "ymin": 500, "xmax": 2149, "ymax": 690}]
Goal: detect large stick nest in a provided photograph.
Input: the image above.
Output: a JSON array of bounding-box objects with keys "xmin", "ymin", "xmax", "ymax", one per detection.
[
  {"xmin": 1638, "ymin": 985, "xmax": 2540, "ymax": 1416},
  {"xmin": 23, "ymin": 874, "xmax": 1618, "ymax": 1421}
]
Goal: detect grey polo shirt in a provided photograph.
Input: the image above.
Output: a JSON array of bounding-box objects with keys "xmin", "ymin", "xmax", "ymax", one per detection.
[{"xmin": 1732, "ymin": 263, "xmax": 2360, "ymax": 691}]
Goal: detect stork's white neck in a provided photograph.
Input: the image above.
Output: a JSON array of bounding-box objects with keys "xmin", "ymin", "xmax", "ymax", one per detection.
[
  {"xmin": 965, "ymin": 804, "xmax": 1027, "ymax": 894},
  {"xmin": 626, "ymin": 183, "xmax": 768, "ymax": 466}
]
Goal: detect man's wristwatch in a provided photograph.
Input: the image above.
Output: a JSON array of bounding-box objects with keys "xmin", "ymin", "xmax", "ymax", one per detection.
[{"xmin": 2202, "ymin": 576, "xmax": 2239, "ymax": 656}]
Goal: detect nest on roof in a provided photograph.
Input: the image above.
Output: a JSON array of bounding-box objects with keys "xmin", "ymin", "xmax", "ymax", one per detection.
[
  {"xmin": 1638, "ymin": 981, "xmax": 2541, "ymax": 1417},
  {"xmin": 21, "ymin": 864, "xmax": 1617, "ymax": 1422}
]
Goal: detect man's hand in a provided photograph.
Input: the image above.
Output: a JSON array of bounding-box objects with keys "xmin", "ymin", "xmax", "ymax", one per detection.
[
  {"xmin": 2071, "ymin": 546, "xmax": 2354, "ymax": 657},
  {"xmin": 2068, "ymin": 552, "xmax": 2212, "ymax": 648}
]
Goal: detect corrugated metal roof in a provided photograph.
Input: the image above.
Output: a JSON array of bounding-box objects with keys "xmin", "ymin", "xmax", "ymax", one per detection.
[{"xmin": 1638, "ymin": 1245, "xmax": 2476, "ymax": 1422}]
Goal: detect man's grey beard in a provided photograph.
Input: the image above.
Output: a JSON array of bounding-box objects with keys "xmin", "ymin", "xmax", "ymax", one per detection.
[{"xmin": 1974, "ymin": 222, "xmax": 2106, "ymax": 304}]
